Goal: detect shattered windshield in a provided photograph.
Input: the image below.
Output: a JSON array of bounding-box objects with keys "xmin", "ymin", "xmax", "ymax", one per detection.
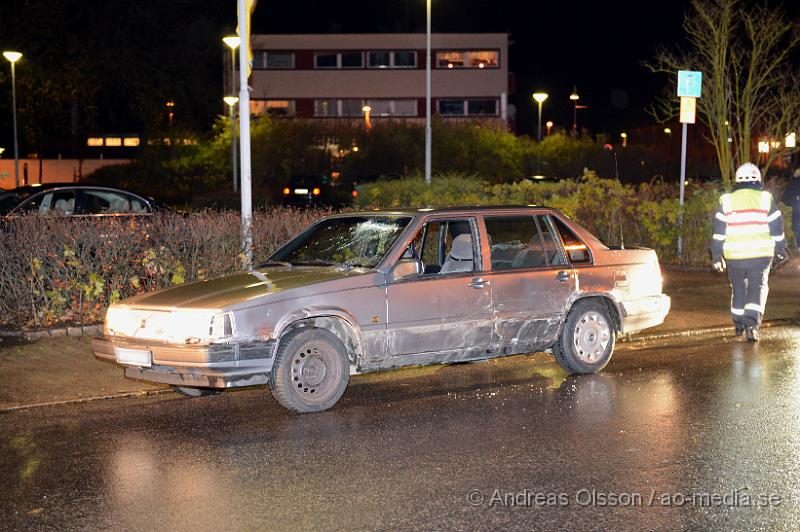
[{"xmin": 269, "ymin": 216, "xmax": 412, "ymax": 269}]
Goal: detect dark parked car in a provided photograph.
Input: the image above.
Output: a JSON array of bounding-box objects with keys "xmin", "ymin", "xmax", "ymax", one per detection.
[
  {"xmin": 94, "ymin": 206, "xmax": 670, "ymax": 413},
  {"xmin": 0, "ymin": 184, "xmax": 170, "ymax": 217},
  {"xmin": 281, "ymin": 175, "xmax": 356, "ymax": 207}
]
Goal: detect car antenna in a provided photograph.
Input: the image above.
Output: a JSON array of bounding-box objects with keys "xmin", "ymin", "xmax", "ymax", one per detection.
[{"xmin": 613, "ymin": 150, "xmax": 624, "ymax": 250}]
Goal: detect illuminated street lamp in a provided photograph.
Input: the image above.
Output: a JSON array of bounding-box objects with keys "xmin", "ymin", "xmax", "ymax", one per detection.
[
  {"xmin": 569, "ymin": 86, "xmax": 580, "ymax": 133},
  {"xmin": 3, "ymin": 51, "xmax": 22, "ymax": 188},
  {"xmin": 224, "ymin": 96, "xmax": 239, "ymax": 193},
  {"xmin": 664, "ymin": 127, "xmax": 672, "ymax": 135},
  {"xmin": 362, "ymin": 105, "xmax": 372, "ymax": 130},
  {"xmin": 758, "ymin": 140, "xmax": 770, "ymax": 154},
  {"xmin": 545, "ymin": 120, "xmax": 553, "ymax": 136},
  {"xmin": 785, "ymin": 132, "xmax": 796, "ymax": 149},
  {"xmin": 620, "ymin": 131, "xmax": 628, "ymax": 148},
  {"xmin": 532, "ymin": 92, "xmax": 548, "ymax": 141}
]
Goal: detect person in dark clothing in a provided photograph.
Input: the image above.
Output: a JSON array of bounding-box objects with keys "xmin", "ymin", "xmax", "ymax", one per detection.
[
  {"xmin": 710, "ymin": 163, "xmax": 786, "ymax": 342},
  {"xmin": 782, "ymin": 168, "xmax": 800, "ymax": 250}
]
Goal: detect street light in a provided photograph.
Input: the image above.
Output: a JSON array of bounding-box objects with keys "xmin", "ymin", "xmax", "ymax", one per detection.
[
  {"xmin": 620, "ymin": 131, "xmax": 628, "ymax": 148},
  {"xmin": 569, "ymin": 86, "xmax": 580, "ymax": 134},
  {"xmin": 664, "ymin": 127, "xmax": 672, "ymax": 134},
  {"xmin": 362, "ymin": 105, "xmax": 372, "ymax": 131},
  {"xmin": 224, "ymin": 96, "xmax": 239, "ymax": 194},
  {"xmin": 424, "ymin": 0, "xmax": 432, "ymax": 185},
  {"xmin": 546, "ymin": 120, "xmax": 553, "ymax": 136},
  {"xmin": 3, "ymin": 51, "xmax": 22, "ymax": 188},
  {"xmin": 532, "ymin": 92, "xmax": 548, "ymax": 141}
]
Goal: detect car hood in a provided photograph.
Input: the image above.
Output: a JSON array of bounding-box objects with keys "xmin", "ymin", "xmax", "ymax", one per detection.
[{"xmin": 119, "ymin": 267, "xmax": 364, "ymax": 310}]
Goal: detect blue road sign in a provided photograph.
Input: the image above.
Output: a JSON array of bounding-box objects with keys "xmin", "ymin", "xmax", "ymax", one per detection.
[{"xmin": 677, "ymin": 70, "xmax": 702, "ymax": 98}]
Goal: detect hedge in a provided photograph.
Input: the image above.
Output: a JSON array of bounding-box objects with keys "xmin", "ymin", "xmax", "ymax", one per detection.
[{"xmin": 0, "ymin": 208, "xmax": 327, "ymax": 330}]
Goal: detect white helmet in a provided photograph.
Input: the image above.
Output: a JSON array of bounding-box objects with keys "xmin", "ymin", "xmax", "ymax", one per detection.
[{"xmin": 735, "ymin": 162, "xmax": 761, "ymax": 183}]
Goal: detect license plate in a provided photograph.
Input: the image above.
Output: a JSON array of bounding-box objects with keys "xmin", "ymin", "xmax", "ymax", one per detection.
[{"xmin": 114, "ymin": 347, "xmax": 152, "ymax": 367}]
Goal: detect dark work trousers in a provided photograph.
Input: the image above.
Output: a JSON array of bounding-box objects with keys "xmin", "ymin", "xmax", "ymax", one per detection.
[{"xmin": 727, "ymin": 257, "xmax": 772, "ymax": 328}]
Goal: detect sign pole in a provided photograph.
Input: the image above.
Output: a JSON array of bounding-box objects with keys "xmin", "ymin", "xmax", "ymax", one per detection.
[
  {"xmin": 678, "ymin": 121, "xmax": 688, "ymax": 257},
  {"xmin": 238, "ymin": 0, "xmax": 253, "ymax": 270}
]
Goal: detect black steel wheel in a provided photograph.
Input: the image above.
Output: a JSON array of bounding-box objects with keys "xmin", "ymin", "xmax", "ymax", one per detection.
[{"xmin": 269, "ymin": 328, "xmax": 350, "ymax": 413}]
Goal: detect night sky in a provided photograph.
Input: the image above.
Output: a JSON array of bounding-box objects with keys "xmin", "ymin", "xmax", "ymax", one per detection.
[{"xmin": 2, "ymin": 0, "xmax": 799, "ymax": 153}]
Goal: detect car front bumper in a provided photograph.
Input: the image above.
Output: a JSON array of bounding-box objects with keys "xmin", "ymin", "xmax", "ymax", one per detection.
[
  {"xmin": 619, "ymin": 294, "xmax": 671, "ymax": 334},
  {"xmin": 92, "ymin": 335, "xmax": 277, "ymax": 388}
]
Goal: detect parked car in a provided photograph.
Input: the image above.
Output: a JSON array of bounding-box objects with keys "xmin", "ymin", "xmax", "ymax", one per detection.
[
  {"xmin": 93, "ymin": 206, "xmax": 670, "ymax": 413},
  {"xmin": 280, "ymin": 174, "xmax": 356, "ymax": 207},
  {"xmin": 0, "ymin": 183, "xmax": 170, "ymax": 217}
]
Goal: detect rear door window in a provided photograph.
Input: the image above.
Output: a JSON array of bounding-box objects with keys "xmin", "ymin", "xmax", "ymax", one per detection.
[
  {"xmin": 81, "ymin": 189, "xmax": 149, "ymax": 214},
  {"xmin": 552, "ymin": 217, "xmax": 592, "ymax": 264},
  {"xmin": 18, "ymin": 190, "xmax": 76, "ymax": 215},
  {"xmin": 485, "ymin": 215, "xmax": 566, "ymax": 270}
]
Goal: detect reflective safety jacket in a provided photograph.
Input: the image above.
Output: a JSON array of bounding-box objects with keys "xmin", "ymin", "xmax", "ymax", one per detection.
[{"xmin": 711, "ymin": 185, "xmax": 785, "ymax": 262}]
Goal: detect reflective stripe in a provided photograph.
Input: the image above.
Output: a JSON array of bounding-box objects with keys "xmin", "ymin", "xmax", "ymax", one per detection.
[
  {"xmin": 721, "ymin": 193, "xmax": 732, "ymax": 213},
  {"xmin": 767, "ymin": 210, "xmax": 782, "ymax": 222},
  {"xmin": 744, "ymin": 303, "xmax": 764, "ymax": 313},
  {"xmin": 716, "ymin": 212, "xmax": 728, "ymax": 222},
  {"xmin": 723, "ymin": 239, "xmax": 775, "ymax": 250},
  {"xmin": 772, "ymin": 233, "xmax": 785, "ymax": 241},
  {"xmin": 713, "ymin": 233, "xmax": 726, "ymax": 241},
  {"xmin": 726, "ymin": 211, "xmax": 768, "ymax": 225},
  {"xmin": 727, "ymin": 224, "xmax": 774, "ymax": 235},
  {"xmin": 731, "ymin": 308, "xmax": 745, "ymax": 316},
  {"xmin": 761, "ymin": 191, "xmax": 772, "ymax": 211}
]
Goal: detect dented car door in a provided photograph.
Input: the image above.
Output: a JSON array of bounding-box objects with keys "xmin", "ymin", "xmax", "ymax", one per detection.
[
  {"xmin": 385, "ymin": 217, "xmax": 493, "ymax": 360},
  {"xmin": 481, "ymin": 214, "xmax": 575, "ymax": 353}
]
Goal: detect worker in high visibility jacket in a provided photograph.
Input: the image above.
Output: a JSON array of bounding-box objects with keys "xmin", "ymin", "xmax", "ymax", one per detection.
[{"xmin": 711, "ymin": 162, "xmax": 786, "ymax": 341}]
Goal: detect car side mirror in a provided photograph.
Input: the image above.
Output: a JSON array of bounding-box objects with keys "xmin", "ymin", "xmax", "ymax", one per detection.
[{"xmin": 391, "ymin": 258, "xmax": 423, "ymax": 280}]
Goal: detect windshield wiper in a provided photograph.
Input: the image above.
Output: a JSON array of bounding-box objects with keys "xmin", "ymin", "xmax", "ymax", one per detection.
[
  {"xmin": 291, "ymin": 259, "xmax": 339, "ymax": 267},
  {"xmin": 258, "ymin": 261, "xmax": 293, "ymax": 268}
]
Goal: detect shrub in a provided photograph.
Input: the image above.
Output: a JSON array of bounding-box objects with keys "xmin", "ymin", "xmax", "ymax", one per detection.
[{"xmin": 0, "ymin": 208, "xmax": 328, "ymax": 330}]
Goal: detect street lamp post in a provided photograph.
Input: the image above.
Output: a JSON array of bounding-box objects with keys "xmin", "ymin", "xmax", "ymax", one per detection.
[
  {"xmin": 569, "ymin": 86, "xmax": 580, "ymax": 134},
  {"xmin": 3, "ymin": 51, "xmax": 22, "ymax": 188},
  {"xmin": 424, "ymin": 0, "xmax": 432, "ymax": 185},
  {"xmin": 224, "ymin": 96, "xmax": 239, "ymax": 194},
  {"xmin": 223, "ymin": 36, "xmax": 241, "ymax": 194},
  {"xmin": 545, "ymin": 121, "xmax": 553, "ymax": 136},
  {"xmin": 362, "ymin": 105, "xmax": 372, "ymax": 131},
  {"xmin": 532, "ymin": 92, "xmax": 548, "ymax": 141}
]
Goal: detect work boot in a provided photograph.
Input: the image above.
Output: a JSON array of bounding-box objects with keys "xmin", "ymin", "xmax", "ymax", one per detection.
[
  {"xmin": 734, "ymin": 325, "xmax": 744, "ymax": 337},
  {"xmin": 746, "ymin": 327, "xmax": 760, "ymax": 342}
]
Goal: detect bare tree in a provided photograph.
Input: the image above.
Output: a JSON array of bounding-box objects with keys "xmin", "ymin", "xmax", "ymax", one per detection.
[{"xmin": 645, "ymin": 0, "xmax": 800, "ymax": 186}]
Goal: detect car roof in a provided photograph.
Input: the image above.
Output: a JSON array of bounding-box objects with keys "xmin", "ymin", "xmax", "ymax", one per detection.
[
  {"xmin": 9, "ymin": 183, "xmax": 154, "ymax": 200},
  {"xmin": 340, "ymin": 205, "xmax": 557, "ymax": 217}
]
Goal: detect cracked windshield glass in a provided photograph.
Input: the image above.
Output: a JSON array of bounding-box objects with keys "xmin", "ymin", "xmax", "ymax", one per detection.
[{"xmin": 270, "ymin": 216, "xmax": 411, "ymax": 268}]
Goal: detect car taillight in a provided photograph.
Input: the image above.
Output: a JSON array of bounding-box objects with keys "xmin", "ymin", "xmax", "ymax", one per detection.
[
  {"xmin": 282, "ymin": 187, "xmax": 290, "ymax": 196},
  {"xmin": 352, "ymin": 190, "xmax": 359, "ymax": 197},
  {"xmin": 312, "ymin": 187, "xmax": 321, "ymax": 196}
]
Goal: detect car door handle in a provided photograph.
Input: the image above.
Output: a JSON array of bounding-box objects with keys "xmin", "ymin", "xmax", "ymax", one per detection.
[
  {"xmin": 556, "ymin": 270, "xmax": 571, "ymax": 282},
  {"xmin": 468, "ymin": 277, "xmax": 490, "ymax": 288}
]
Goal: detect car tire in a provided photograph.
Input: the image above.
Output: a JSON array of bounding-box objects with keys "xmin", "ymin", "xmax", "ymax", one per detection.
[
  {"xmin": 269, "ymin": 328, "xmax": 350, "ymax": 413},
  {"xmin": 553, "ymin": 299, "xmax": 615, "ymax": 374},
  {"xmin": 170, "ymin": 385, "xmax": 224, "ymax": 397}
]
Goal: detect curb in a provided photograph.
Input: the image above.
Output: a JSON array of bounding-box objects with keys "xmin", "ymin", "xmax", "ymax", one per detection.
[
  {"xmin": 0, "ymin": 388, "xmax": 172, "ymax": 413},
  {"xmin": 0, "ymin": 323, "xmax": 103, "ymax": 342},
  {"xmin": 623, "ymin": 317, "xmax": 800, "ymax": 343}
]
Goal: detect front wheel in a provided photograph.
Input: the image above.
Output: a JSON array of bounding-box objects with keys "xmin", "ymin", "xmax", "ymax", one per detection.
[
  {"xmin": 269, "ymin": 328, "xmax": 350, "ymax": 413},
  {"xmin": 553, "ymin": 300, "xmax": 615, "ymax": 374}
]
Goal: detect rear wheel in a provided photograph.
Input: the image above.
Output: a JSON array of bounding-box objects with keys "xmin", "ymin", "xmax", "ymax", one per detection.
[
  {"xmin": 269, "ymin": 328, "xmax": 350, "ymax": 413},
  {"xmin": 553, "ymin": 300, "xmax": 615, "ymax": 374},
  {"xmin": 170, "ymin": 385, "xmax": 224, "ymax": 397}
]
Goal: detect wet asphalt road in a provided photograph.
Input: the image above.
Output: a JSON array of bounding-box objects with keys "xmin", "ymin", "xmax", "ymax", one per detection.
[{"xmin": 2, "ymin": 328, "xmax": 800, "ymax": 531}]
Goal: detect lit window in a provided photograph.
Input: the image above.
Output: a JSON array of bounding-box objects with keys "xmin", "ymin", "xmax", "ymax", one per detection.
[
  {"xmin": 87, "ymin": 137, "xmax": 103, "ymax": 147},
  {"xmin": 123, "ymin": 137, "xmax": 140, "ymax": 147},
  {"xmin": 436, "ymin": 51, "xmax": 464, "ymax": 68},
  {"xmin": 437, "ymin": 50, "xmax": 499, "ymax": 69},
  {"xmin": 265, "ymin": 100, "xmax": 295, "ymax": 117},
  {"xmin": 105, "ymin": 137, "xmax": 122, "ymax": 147}
]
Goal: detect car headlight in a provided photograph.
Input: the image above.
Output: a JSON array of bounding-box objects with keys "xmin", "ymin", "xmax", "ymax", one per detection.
[{"xmin": 104, "ymin": 306, "xmax": 235, "ymax": 343}]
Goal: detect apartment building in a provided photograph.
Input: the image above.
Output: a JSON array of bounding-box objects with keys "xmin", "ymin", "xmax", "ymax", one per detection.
[{"xmin": 245, "ymin": 33, "xmax": 512, "ymax": 124}]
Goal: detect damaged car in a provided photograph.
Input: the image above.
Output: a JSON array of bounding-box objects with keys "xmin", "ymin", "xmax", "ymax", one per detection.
[{"xmin": 93, "ymin": 206, "xmax": 670, "ymax": 413}]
